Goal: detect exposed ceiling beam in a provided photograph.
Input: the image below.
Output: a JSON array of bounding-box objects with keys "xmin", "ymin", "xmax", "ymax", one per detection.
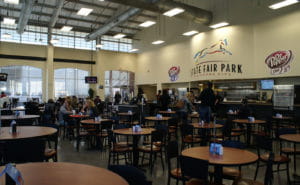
[
  {"xmin": 105, "ymin": 0, "xmax": 212, "ymax": 24},
  {"xmin": 17, "ymin": 0, "xmax": 34, "ymax": 34},
  {"xmin": 49, "ymin": 0, "xmax": 65, "ymax": 28},
  {"xmin": 0, "ymin": 6, "xmax": 141, "ymax": 32},
  {"xmin": 86, "ymin": 8, "xmax": 141, "ymax": 41}
]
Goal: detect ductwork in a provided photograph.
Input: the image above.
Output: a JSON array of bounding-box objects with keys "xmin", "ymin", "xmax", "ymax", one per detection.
[
  {"xmin": 106, "ymin": 0, "xmax": 212, "ymax": 25},
  {"xmin": 85, "ymin": 8, "xmax": 141, "ymax": 41},
  {"xmin": 49, "ymin": 0, "xmax": 65, "ymax": 28},
  {"xmin": 17, "ymin": 0, "xmax": 34, "ymax": 34}
]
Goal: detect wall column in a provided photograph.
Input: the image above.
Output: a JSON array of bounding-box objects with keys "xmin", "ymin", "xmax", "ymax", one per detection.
[
  {"xmin": 45, "ymin": 45, "xmax": 54, "ymax": 101},
  {"xmin": 157, "ymin": 82, "xmax": 162, "ymax": 92},
  {"xmin": 95, "ymin": 50, "xmax": 104, "ymax": 99}
]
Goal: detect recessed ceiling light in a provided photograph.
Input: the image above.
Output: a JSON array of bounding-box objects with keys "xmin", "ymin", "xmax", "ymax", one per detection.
[
  {"xmin": 209, "ymin": 22, "xmax": 229, "ymax": 29},
  {"xmin": 4, "ymin": 0, "xmax": 19, "ymax": 4},
  {"xmin": 163, "ymin": 8, "xmax": 185, "ymax": 17},
  {"xmin": 77, "ymin": 8, "xmax": 93, "ymax": 16},
  {"xmin": 130, "ymin": 49, "xmax": 139, "ymax": 52},
  {"xmin": 113, "ymin": 33, "xmax": 126, "ymax": 39},
  {"xmin": 139, "ymin": 21, "xmax": 156, "ymax": 28},
  {"xmin": 60, "ymin": 26, "xmax": 73, "ymax": 32},
  {"xmin": 98, "ymin": 0, "xmax": 105, "ymax": 1},
  {"xmin": 2, "ymin": 33, "xmax": 12, "ymax": 38},
  {"xmin": 269, "ymin": 0, "xmax": 299, "ymax": 9},
  {"xmin": 152, "ymin": 40, "xmax": 165, "ymax": 45},
  {"xmin": 182, "ymin": 30, "xmax": 199, "ymax": 36},
  {"xmin": 96, "ymin": 44, "xmax": 103, "ymax": 48},
  {"xmin": 2, "ymin": 18, "xmax": 16, "ymax": 25},
  {"xmin": 50, "ymin": 39, "xmax": 59, "ymax": 44}
]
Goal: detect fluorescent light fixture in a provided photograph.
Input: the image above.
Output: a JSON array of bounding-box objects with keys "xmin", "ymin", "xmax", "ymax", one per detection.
[
  {"xmin": 77, "ymin": 8, "xmax": 93, "ymax": 16},
  {"xmin": 209, "ymin": 22, "xmax": 229, "ymax": 29},
  {"xmin": 130, "ymin": 49, "xmax": 139, "ymax": 52},
  {"xmin": 182, "ymin": 30, "xmax": 199, "ymax": 36},
  {"xmin": 50, "ymin": 39, "xmax": 59, "ymax": 44},
  {"xmin": 98, "ymin": 0, "xmax": 105, "ymax": 1},
  {"xmin": 152, "ymin": 40, "xmax": 165, "ymax": 45},
  {"xmin": 60, "ymin": 26, "xmax": 73, "ymax": 32},
  {"xmin": 163, "ymin": 8, "xmax": 185, "ymax": 17},
  {"xmin": 96, "ymin": 44, "xmax": 103, "ymax": 48},
  {"xmin": 4, "ymin": 0, "xmax": 19, "ymax": 4},
  {"xmin": 2, "ymin": 18, "xmax": 16, "ymax": 25},
  {"xmin": 113, "ymin": 33, "xmax": 126, "ymax": 39},
  {"xmin": 269, "ymin": 0, "xmax": 299, "ymax": 9},
  {"xmin": 139, "ymin": 21, "xmax": 156, "ymax": 27},
  {"xmin": 2, "ymin": 33, "xmax": 12, "ymax": 38}
]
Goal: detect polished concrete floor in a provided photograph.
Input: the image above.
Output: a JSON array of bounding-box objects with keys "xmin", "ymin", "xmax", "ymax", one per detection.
[{"xmin": 56, "ymin": 135, "xmax": 299, "ymax": 185}]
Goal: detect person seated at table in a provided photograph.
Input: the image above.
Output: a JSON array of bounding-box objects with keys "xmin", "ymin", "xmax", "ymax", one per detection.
[
  {"xmin": 238, "ymin": 98, "xmax": 252, "ymax": 119},
  {"xmin": 176, "ymin": 93, "xmax": 194, "ymax": 125},
  {"xmin": 1, "ymin": 91, "xmax": 7, "ymax": 98},
  {"xmin": 81, "ymin": 99, "xmax": 99, "ymax": 118},
  {"xmin": 58, "ymin": 99, "xmax": 73, "ymax": 125},
  {"xmin": 43, "ymin": 99, "xmax": 56, "ymax": 124},
  {"xmin": 71, "ymin": 96, "xmax": 78, "ymax": 109}
]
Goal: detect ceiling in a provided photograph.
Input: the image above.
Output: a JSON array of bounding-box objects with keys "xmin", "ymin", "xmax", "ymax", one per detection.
[{"xmin": 0, "ymin": 0, "xmax": 299, "ymax": 41}]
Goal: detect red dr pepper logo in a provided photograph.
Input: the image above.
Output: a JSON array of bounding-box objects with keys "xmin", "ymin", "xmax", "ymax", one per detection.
[
  {"xmin": 168, "ymin": 66, "xmax": 180, "ymax": 82},
  {"xmin": 265, "ymin": 50, "xmax": 293, "ymax": 75}
]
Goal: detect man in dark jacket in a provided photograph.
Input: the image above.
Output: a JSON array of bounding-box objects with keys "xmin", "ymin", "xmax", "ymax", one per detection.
[{"xmin": 198, "ymin": 82, "xmax": 215, "ymax": 123}]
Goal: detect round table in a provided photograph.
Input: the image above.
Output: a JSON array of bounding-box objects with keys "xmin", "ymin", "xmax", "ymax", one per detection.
[
  {"xmin": 81, "ymin": 119, "xmax": 113, "ymax": 125},
  {"xmin": 272, "ymin": 116, "xmax": 294, "ymax": 138},
  {"xmin": 118, "ymin": 112, "xmax": 135, "ymax": 124},
  {"xmin": 0, "ymin": 162, "xmax": 128, "ymax": 185},
  {"xmin": 158, "ymin": 110, "xmax": 177, "ymax": 115},
  {"xmin": 191, "ymin": 123, "xmax": 223, "ymax": 129},
  {"xmin": 0, "ymin": 115, "xmax": 40, "ymax": 123},
  {"xmin": 233, "ymin": 119, "xmax": 266, "ymax": 146},
  {"xmin": 182, "ymin": 146, "xmax": 258, "ymax": 184},
  {"xmin": 145, "ymin": 116, "xmax": 171, "ymax": 126},
  {"xmin": 0, "ymin": 126, "xmax": 57, "ymax": 141},
  {"xmin": 113, "ymin": 128, "xmax": 155, "ymax": 167}
]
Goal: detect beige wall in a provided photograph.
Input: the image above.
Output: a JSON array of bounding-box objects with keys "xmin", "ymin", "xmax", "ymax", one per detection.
[
  {"xmin": 135, "ymin": 10, "xmax": 300, "ymax": 87},
  {"xmin": 0, "ymin": 42, "xmax": 138, "ymax": 101}
]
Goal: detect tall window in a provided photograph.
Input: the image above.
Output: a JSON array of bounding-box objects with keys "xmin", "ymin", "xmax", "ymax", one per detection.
[
  {"xmin": 0, "ymin": 66, "xmax": 43, "ymax": 101},
  {"xmin": 54, "ymin": 68, "xmax": 89, "ymax": 98},
  {"xmin": 104, "ymin": 70, "xmax": 134, "ymax": 101}
]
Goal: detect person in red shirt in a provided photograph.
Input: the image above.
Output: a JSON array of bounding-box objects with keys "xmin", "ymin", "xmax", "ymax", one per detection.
[{"xmin": 1, "ymin": 91, "xmax": 6, "ymax": 98}]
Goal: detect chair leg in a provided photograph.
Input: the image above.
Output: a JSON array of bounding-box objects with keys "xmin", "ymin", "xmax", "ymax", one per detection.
[
  {"xmin": 254, "ymin": 161, "xmax": 260, "ymax": 180},
  {"xmin": 160, "ymin": 151, "xmax": 165, "ymax": 171},
  {"xmin": 287, "ymin": 162, "xmax": 291, "ymax": 185},
  {"xmin": 167, "ymin": 175, "xmax": 171, "ymax": 185}
]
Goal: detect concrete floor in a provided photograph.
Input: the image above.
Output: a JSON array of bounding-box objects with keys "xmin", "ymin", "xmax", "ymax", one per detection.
[{"xmin": 55, "ymin": 134, "xmax": 300, "ymax": 185}]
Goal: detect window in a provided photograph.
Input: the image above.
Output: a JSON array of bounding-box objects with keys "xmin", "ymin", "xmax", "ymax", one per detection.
[
  {"xmin": 104, "ymin": 70, "xmax": 134, "ymax": 102},
  {"xmin": 0, "ymin": 65, "xmax": 43, "ymax": 101},
  {"xmin": 101, "ymin": 35, "xmax": 132, "ymax": 52},
  {"xmin": 54, "ymin": 68, "xmax": 89, "ymax": 98}
]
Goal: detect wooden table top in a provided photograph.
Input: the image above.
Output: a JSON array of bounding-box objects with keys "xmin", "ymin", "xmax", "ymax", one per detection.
[
  {"xmin": 145, "ymin": 116, "xmax": 171, "ymax": 121},
  {"xmin": 233, "ymin": 119, "xmax": 266, "ymax": 124},
  {"xmin": 182, "ymin": 146, "xmax": 258, "ymax": 166},
  {"xmin": 279, "ymin": 134, "xmax": 300, "ymax": 143},
  {"xmin": 0, "ymin": 126, "xmax": 57, "ymax": 141},
  {"xmin": 190, "ymin": 113, "xmax": 199, "ymax": 117},
  {"xmin": 158, "ymin": 111, "xmax": 176, "ymax": 114},
  {"xmin": 0, "ymin": 115, "xmax": 40, "ymax": 120},
  {"xmin": 272, "ymin": 116, "xmax": 293, "ymax": 120},
  {"xmin": 113, "ymin": 128, "xmax": 155, "ymax": 136},
  {"xmin": 0, "ymin": 162, "xmax": 128, "ymax": 185},
  {"xmin": 69, "ymin": 114, "xmax": 89, "ymax": 118},
  {"xmin": 81, "ymin": 119, "xmax": 113, "ymax": 125},
  {"xmin": 118, "ymin": 112, "xmax": 135, "ymax": 116},
  {"xmin": 191, "ymin": 123, "xmax": 223, "ymax": 129},
  {"xmin": 227, "ymin": 112, "xmax": 238, "ymax": 115}
]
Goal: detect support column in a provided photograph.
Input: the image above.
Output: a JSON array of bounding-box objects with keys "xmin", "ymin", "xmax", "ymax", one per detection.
[
  {"xmin": 157, "ymin": 82, "xmax": 162, "ymax": 92},
  {"xmin": 95, "ymin": 50, "xmax": 104, "ymax": 99},
  {"xmin": 45, "ymin": 45, "xmax": 54, "ymax": 101}
]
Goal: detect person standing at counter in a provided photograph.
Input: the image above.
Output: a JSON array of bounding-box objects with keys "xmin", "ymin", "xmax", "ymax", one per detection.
[
  {"xmin": 198, "ymin": 82, "xmax": 215, "ymax": 123},
  {"xmin": 238, "ymin": 98, "xmax": 252, "ymax": 119},
  {"xmin": 114, "ymin": 91, "xmax": 122, "ymax": 105},
  {"xmin": 160, "ymin": 89, "xmax": 171, "ymax": 110}
]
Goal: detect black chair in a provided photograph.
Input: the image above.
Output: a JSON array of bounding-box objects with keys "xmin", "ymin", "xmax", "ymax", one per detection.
[
  {"xmin": 180, "ymin": 155, "xmax": 209, "ymax": 185},
  {"xmin": 233, "ymin": 152, "xmax": 274, "ymax": 185},
  {"xmin": 209, "ymin": 140, "xmax": 245, "ymax": 182},
  {"xmin": 108, "ymin": 165, "xmax": 152, "ymax": 185},
  {"xmin": 3, "ymin": 138, "xmax": 46, "ymax": 164},
  {"xmin": 166, "ymin": 140, "xmax": 184, "ymax": 185},
  {"xmin": 180, "ymin": 124, "xmax": 201, "ymax": 150},
  {"xmin": 139, "ymin": 130, "xmax": 165, "ymax": 173},
  {"xmin": 278, "ymin": 127, "xmax": 300, "ymax": 173},
  {"xmin": 168, "ymin": 117, "xmax": 179, "ymax": 140},
  {"xmin": 41, "ymin": 123, "xmax": 59, "ymax": 162},
  {"xmin": 254, "ymin": 135, "xmax": 291, "ymax": 185}
]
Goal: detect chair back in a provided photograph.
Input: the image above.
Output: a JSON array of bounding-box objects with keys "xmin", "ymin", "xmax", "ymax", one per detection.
[
  {"xmin": 180, "ymin": 124, "xmax": 194, "ymax": 137},
  {"xmin": 222, "ymin": 140, "xmax": 246, "ymax": 149},
  {"xmin": 108, "ymin": 165, "xmax": 152, "ymax": 185},
  {"xmin": 255, "ymin": 135, "xmax": 273, "ymax": 156},
  {"xmin": 180, "ymin": 155, "xmax": 209, "ymax": 184},
  {"xmin": 3, "ymin": 138, "xmax": 46, "ymax": 164},
  {"xmin": 278, "ymin": 127, "xmax": 297, "ymax": 136},
  {"xmin": 41, "ymin": 123, "xmax": 59, "ymax": 150},
  {"xmin": 166, "ymin": 141, "xmax": 179, "ymax": 172},
  {"xmin": 264, "ymin": 152, "xmax": 274, "ymax": 185}
]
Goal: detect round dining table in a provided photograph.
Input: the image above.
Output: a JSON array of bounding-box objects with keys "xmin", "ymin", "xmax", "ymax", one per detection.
[
  {"xmin": 233, "ymin": 119, "xmax": 266, "ymax": 146},
  {"xmin": 118, "ymin": 112, "xmax": 135, "ymax": 124},
  {"xmin": 144, "ymin": 116, "xmax": 171, "ymax": 127},
  {"xmin": 182, "ymin": 146, "xmax": 258, "ymax": 185},
  {"xmin": 113, "ymin": 127, "xmax": 155, "ymax": 167},
  {"xmin": 0, "ymin": 126, "xmax": 57, "ymax": 141},
  {"xmin": 190, "ymin": 123, "xmax": 223, "ymax": 145},
  {"xmin": 0, "ymin": 162, "xmax": 128, "ymax": 185}
]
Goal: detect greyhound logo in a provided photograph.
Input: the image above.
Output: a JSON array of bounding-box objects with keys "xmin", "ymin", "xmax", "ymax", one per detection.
[{"xmin": 194, "ymin": 39, "xmax": 233, "ymax": 62}]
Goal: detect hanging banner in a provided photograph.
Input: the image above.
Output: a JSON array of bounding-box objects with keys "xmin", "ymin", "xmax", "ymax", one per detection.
[{"xmin": 265, "ymin": 50, "xmax": 293, "ymax": 75}]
